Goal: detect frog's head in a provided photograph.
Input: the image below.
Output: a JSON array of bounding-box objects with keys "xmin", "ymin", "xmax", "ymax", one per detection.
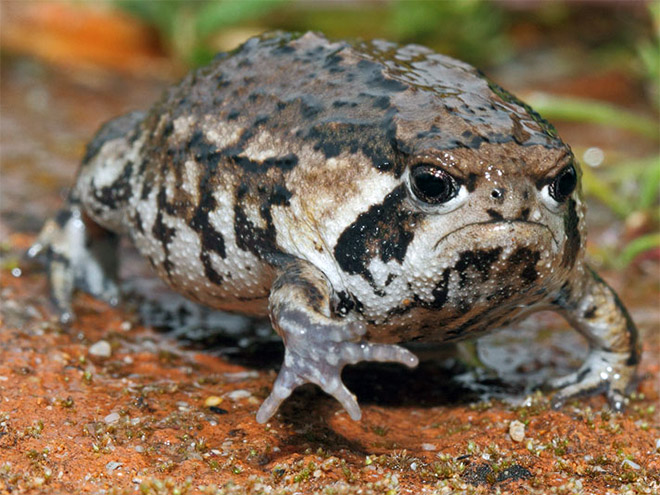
[
  {"xmin": 328, "ymin": 52, "xmax": 585, "ymax": 327},
  {"xmin": 396, "ymin": 138, "xmax": 584, "ymax": 308}
]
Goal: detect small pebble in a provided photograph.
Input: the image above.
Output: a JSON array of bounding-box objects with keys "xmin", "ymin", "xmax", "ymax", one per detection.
[
  {"xmin": 227, "ymin": 389, "xmax": 252, "ymax": 400},
  {"xmin": 104, "ymin": 412, "xmax": 120, "ymax": 424},
  {"xmin": 509, "ymin": 420, "xmax": 526, "ymax": 442},
  {"xmin": 621, "ymin": 458, "xmax": 641, "ymax": 470},
  {"xmin": 89, "ymin": 340, "xmax": 112, "ymax": 358},
  {"xmin": 421, "ymin": 443, "xmax": 437, "ymax": 451},
  {"xmin": 223, "ymin": 371, "xmax": 259, "ymax": 382},
  {"xmin": 205, "ymin": 396, "xmax": 223, "ymax": 407},
  {"xmin": 105, "ymin": 461, "xmax": 122, "ymax": 472}
]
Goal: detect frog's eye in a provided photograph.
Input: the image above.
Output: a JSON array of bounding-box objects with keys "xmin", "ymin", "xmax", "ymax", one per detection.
[
  {"xmin": 549, "ymin": 164, "xmax": 577, "ymax": 203},
  {"xmin": 410, "ymin": 165, "xmax": 459, "ymax": 204}
]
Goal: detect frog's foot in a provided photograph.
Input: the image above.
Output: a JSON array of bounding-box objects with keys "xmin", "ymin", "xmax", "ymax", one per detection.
[
  {"xmin": 256, "ymin": 258, "xmax": 418, "ymax": 423},
  {"xmin": 256, "ymin": 310, "xmax": 417, "ymax": 423},
  {"xmin": 549, "ymin": 267, "xmax": 640, "ymax": 412},
  {"xmin": 28, "ymin": 204, "xmax": 119, "ymax": 323},
  {"xmin": 549, "ymin": 349, "xmax": 635, "ymax": 412}
]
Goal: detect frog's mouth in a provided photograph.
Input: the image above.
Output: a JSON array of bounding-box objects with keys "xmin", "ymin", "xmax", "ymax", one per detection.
[{"xmin": 433, "ymin": 219, "xmax": 559, "ymax": 252}]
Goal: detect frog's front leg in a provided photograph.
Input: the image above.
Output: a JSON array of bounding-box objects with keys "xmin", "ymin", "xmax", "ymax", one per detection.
[
  {"xmin": 256, "ymin": 258, "xmax": 419, "ymax": 423},
  {"xmin": 28, "ymin": 199, "xmax": 120, "ymax": 323},
  {"xmin": 550, "ymin": 267, "xmax": 640, "ymax": 411}
]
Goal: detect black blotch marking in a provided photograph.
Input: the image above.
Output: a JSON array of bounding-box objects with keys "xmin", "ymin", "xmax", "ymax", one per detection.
[
  {"xmin": 45, "ymin": 248, "xmax": 70, "ymax": 268},
  {"xmin": 152, "ymin": 190, "xmax": 176, "ymax": 278},
  {"xmin": 372, "ymin": 95, "xmax": 390, "ymax": 110},
  {"xmin": 459, "ymin": 129, "xmax": 487, "ymax": 148},
  {"xmin": 162, "ymin": 121, "xmax": 174, "ymax": 137},
  {"xmin": 576, "ymin": 366, "xmax": 591, "ymax": 383},
  {"xmin": 226, "ymin": 110, "xmax": 240, "ymax": 121},
  {"xmin": 552, "ymin": 281, "xmax": 573, "ymax": 308},
  {"xmin": 520, "ymin": 208, "xmax": 530, "ymax": 220},
  {"xmin": 133, "ymin": 210, "xmax": 145, "ymax": 235},
  {"xmin": 561, "ymin": 198, "xmax": 580, "ymax": 268},
  {"xmin": 268, "ymin": 184, "xmax": 292, "ymax": 206},
  {"xmin": 334, "ymin": 185, "xmax": 420, "ymax": 286},
  {"xmin": 508, "ymin": 247, "xmax": 540, "ymax": 284},
  {"xmin": 92, "ymin": 161, "xmax": 134, "ymax": 210},
  {"xmin": 356, "ymin": 59, "xmax": 408, "ymax": 92},
  {"xmin": 253, "ymin": 114, "xmax": 270, "ymax": 126},
  {"xmin": 423, "ymin": 268, "xmax": 450, "ymax": 309},
  {"xmin": 230, "ymin": 153, "xmax": 299, "ymax": 173},
  {"xmin": 272, "ymin": 44, "xmax": 295, "ymax": 55},
  {"xmin": 234, "ymin": 201, "xmax": 269, "ymax": 257},
  {"xmin": 465, "ymin": 173, "xmax": 479, "ymax": 192},
  {"xmin": 306, "ymin": 109, "xmax": 402, "ymax": 175},
  {"xmin": 55, "ymin": 209, "xmax": 73, "ymax": 228},
  {"xmin": 486, "ymin": 209, "xmax": 503, "ymax": 220},
  {"xmin": 335, "ymin": 290, "xmax": 364, "ymax": 317},
  {"xmin": 454, "ymin": 248, "xmax": 503, "ymax": 288},
  {"xmin": 233, "ymin": 183, "xmax": 292, "ymax": 258},
  {"xmin": 189, "ymin": 194, "xmax": 226, "ymax": 286},
  {"xmin": 138, "ymin": 162, "xmax": 153, "ymax": 200},
  {"xmin": 188, "ymin": 129, "xmax": 223, "ymax": 170},
  {"xmin": 323, "ymin": 53, "xmax": 343, "ymax": 69},
  {"xmin": 583, "ymin": 305, "xmax": 597, "ymax": 319},
  {"xmin": 300, "ymin": 98, "xmax": 323, "ymax": 119},
  {"xmin": 307, "ymin": 119, "xmax": 395, "ymax": 168}
]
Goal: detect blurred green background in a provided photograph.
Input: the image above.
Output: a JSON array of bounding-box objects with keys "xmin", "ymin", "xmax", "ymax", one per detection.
[{"xmin": 1, "ymin": 0, "xmax": 658, "ymax": 272}]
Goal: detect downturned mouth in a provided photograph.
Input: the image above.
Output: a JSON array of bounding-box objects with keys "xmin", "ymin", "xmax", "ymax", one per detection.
[{"xmin": 433, "ymin": 219, "xmax": 558, "ymax": 251}]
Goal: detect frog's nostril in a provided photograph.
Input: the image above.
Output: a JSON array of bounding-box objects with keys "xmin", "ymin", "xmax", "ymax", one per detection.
[{"xmin": 490, "ymin": 188, "xmax": 505, "ymax": 200}]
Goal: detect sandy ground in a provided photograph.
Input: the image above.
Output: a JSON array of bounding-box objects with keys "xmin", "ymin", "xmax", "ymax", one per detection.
[{"xmin": 1, "ymin": 38, "xmax": 659, "ymax": 495}]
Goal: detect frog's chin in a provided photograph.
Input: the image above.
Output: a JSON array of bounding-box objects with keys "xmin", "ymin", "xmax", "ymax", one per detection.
[{"xmin": 434, "ymin": 220, "xmax": 559, "ymax": 255}]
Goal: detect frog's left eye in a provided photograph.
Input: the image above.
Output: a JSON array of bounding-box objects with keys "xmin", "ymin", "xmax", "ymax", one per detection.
[
  {"xmin": 549, "ymin": 164, "xmax": 577, "ymax": 203},
  {"xmin": 410, "ymin": 165, "xmax": 460, "ymax": 204}
]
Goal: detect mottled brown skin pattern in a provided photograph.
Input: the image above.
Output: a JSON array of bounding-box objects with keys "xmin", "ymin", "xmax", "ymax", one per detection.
[{"xmin": 33, "ymin": 32, "xmax": 639, "ymax": 423}]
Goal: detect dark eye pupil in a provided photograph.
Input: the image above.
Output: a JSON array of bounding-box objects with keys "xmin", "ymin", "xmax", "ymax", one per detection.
[
  {"xmin": 418, "ymin": 173, "xmax": 448, "ymax": 197},
  {"xmin": 550, "ymin": 165, "xmax": 577, "ymax": 202},
  {"xmin": 411, "ymin": 166, "xmax": 458, "ymax": 204}
]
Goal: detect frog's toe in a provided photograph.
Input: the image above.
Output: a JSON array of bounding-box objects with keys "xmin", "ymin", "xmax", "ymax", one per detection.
[
  {"xmin": 550, "ymin": 377, "xmax": 608, "ymax": 410},
  {"xmin": 256, "ymin": 366, "xmax": 304, "ymax": 424},
  {"xmin": 339, "ymin": 341, "xmax": 419, "ymax": 368},
  {"xmin": 547, "ymin": 370, "xmax": 582, "ymax": 391},
  {"xmin": 549, "ymin": 350, "xmax": 634, "ymax": 411}
]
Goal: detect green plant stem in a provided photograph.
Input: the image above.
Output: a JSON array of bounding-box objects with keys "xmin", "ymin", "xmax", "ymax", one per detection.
[
  {"xmin": 527, "ymin": 93, "xmax": 660, "ymax": 140},
  {"xmin": 616, "ymin": 232, "xmax": 660, "ymax": 267},
  {"xmin": 580, "ymin": 165, "xmax": 632, "ymax": 218}
]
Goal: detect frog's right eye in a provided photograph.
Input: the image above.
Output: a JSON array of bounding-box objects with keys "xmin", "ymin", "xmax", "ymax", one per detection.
[{"xmin": 410, "ymin": 165, "xmax": 459, "ymax": 204}]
